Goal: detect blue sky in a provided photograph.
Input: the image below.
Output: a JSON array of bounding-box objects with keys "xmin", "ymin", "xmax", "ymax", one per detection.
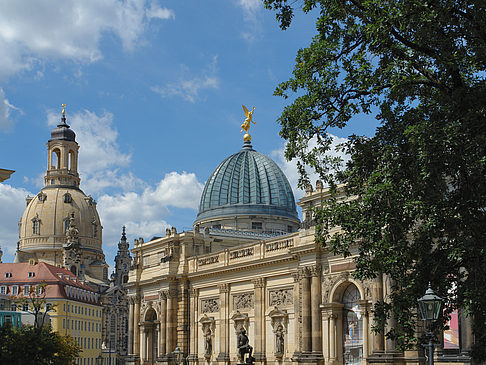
[{"xmin": 0, "ymin": 1, "xmax": 378, "ymax": 270}]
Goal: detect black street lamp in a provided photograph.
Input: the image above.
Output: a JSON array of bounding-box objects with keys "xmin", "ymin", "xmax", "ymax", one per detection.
[
  {"xmin": 172, "ymin": 346, "xmax": 183, "ymax": 365},
  {"xmin": 96, "ymin": 354, "xmax": 103, "ymax": 365},
  {"xmin": 418, "ymin": 283, "xmax": 443, "ymax": 365}
]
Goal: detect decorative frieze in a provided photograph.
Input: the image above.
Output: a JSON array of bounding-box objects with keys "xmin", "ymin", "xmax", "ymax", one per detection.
[
  {"xmin": 265, "ymin": 238, "xmax": 294, "ymax": 252},
  {"xmin": 233, "ymin": 293, "xmax": 254, "ymax": 310},
  {"xmin": 199, "ymin": 255, "xmax": 219, "ymax": 266},
  {"xmin": 269, "ymin": 288, "xmax": 293, "ymax": 307},
  {"xmin": 229, "ymin": 247, "xmax": 254, "ymax": 260},
  {"xmin": 201, "ymin": 298, "xmax": 219, "ymax": 313}
]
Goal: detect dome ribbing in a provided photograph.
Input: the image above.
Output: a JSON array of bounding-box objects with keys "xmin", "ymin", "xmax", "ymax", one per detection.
[{"xmin": 195, "ymin": 141, "xmax": 298, "ymax": 223}]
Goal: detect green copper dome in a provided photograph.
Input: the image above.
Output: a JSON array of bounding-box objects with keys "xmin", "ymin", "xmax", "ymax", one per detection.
[{"xmin": 196, "ymin": 141, "xmax": 298, "ymax": 222}]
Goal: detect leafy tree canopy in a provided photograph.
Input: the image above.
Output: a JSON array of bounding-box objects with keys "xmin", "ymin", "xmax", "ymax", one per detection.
[
  {"xmin": 0, "ymin": 325, "xmax": 79, "ymax": 365},
  {"xmin": 265, "ymin": 0, "xmax": 486, "ymax": 359}
]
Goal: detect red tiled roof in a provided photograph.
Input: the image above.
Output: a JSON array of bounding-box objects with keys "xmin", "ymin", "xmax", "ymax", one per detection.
[{"xmin": 0, "ymin": 262, "xmax": 98, "ymax": 304}]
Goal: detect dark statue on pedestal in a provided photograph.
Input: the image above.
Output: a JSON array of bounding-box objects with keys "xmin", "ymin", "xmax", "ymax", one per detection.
[{"xmin": 237, "ymin": 328, "xmax": 254, "ymax": 364}]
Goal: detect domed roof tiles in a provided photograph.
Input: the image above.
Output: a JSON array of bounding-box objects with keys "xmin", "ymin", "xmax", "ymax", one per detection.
[{"xmin": 196, "ymin": 141, "xmax": 298, "ymax": 222}]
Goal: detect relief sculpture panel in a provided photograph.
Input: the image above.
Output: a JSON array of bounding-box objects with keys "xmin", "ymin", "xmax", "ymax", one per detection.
[
  {"xmin": 201, "ymin": 298, "xmax": 219, "ymax": 313},
  {"xmin": 269, "ymin": 289, "xmax": 293, "ymax": 307},
  {"xmin": 233, "ymin": 293, "xmax": 254, "ymax": 310}
]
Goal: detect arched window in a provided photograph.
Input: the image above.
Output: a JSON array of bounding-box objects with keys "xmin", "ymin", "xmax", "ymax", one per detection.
[
  {"xmin": 68, "ymin": 150, "xmax": 75, "ymax": 171},
  {"xmin": 51, "ymin": 149, "xmax": 61, "ymax": 169},
  {"xmin": 64, "ymin": 218, "xmax": 70, "ymax": 232},
  {"xmin": 342, "ymin": 284, "xmax": 363, "ymax": 365}
]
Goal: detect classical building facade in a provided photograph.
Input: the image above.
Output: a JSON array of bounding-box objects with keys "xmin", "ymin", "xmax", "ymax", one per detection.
[
  {"xmin": 126, "ymin": 137, "xmax": 473, "ymax": 365},
  {"xmin": 12, "ymin": 106, "xmax": 131, "ymax": 364}
]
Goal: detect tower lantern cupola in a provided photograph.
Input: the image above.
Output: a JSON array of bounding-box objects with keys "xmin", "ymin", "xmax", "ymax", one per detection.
[{"xmin": 45, "ymin": 104, "xmax": 80, "ymax": 188}]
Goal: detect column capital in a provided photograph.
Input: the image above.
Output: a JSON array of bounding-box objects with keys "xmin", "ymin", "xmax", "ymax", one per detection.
[
  {"xmin": 252, "ymin": 278, "xmax": 265, "ymax": 288},
  {"xmin": 158, "ymin": 290, "xmax": 167, "ymax": 300},
  {"xmin": 299, "ymin": 266, "xmax": 312, "ymax": 278},
  {"xmin": 167, "ymin": 288, "xmax": 178, "ymax": 299},
  {"xmin": 309, "ymin": 265, "xmax": 322, "ymax": 277},
  {"xmin": 218, "ymin": 283, "xmax": 229, "ymax": 293},
  {"xmin": 189, "ymin": 287, "xmax": 198, "ymax": 298}
]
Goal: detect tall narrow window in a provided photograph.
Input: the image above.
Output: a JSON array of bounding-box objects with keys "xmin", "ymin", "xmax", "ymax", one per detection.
[
  {"xmin": 51, "ymin": 149, "xmax": 61, "ymax": 169},
  {"xmin": 68, "ymin": 150, "xmax": 75, "ymax": 171},
  {"xmin": 92, "ymin": 221, "xmax": 98, "ymax": 238},
  {"xmin": 32, "ymin": 218, "xmax": 40, "ymax": 235},
  {"xmin": 342, "ymin": 284, "xmax": 363, "ymax": 365}
]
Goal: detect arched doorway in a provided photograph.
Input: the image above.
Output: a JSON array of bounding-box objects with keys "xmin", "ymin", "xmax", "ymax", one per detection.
[
  {"xmin": 342, "ymin": 284, "xmax": 363, "ymax": 364},
  {"xmin": 144, "ymin": 307, "xmax": 158, "ymax": 364}
]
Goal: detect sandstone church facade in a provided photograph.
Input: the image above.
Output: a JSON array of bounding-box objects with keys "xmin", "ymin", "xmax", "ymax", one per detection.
[{"xmin": 125, "ymin": 136, "xmax": 473, "ymax": 365}]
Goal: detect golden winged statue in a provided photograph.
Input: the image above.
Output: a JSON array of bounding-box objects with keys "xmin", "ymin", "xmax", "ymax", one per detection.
[{"xmin": 241, "ymin": 105, "xmax": 256, "ymax": 141}]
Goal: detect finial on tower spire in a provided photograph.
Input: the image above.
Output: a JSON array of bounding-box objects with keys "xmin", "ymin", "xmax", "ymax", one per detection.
[
  {"xmin": 122, "ymin": 225, "xmax": 127, "ymax": 240},
  {"xmin": 62, "ymin": 103, "xmax": 66, "ymax": 117}
]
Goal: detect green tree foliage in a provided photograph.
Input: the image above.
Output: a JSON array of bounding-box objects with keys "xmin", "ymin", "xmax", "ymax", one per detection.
[
  {"xmin": 264, "ymin": 0, "xmax": 486, "ymax": 359},
  {"xmin": 0, "ymin": 324, "xmax": 79, "ymax": 365}
]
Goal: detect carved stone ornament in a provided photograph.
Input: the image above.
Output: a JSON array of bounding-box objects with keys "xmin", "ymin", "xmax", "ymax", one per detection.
[
  {"xmin": 231, "ymin": 311, "xmax": 249, "ymax": 335},
  {"xmin": 201, "ymin": 298, "xmax": 219, "ymax": 313},
  {"xmin": 233, "ymin": 293, "xmax": 254, "ymax": 310},
  {"xmin": 38, "ymin": 192, "xmax": 47, "ymax": 202},
  {"xmin": 268, "ymin": 307, "xmax": 288, "ymax": 358},
  {"xmin": 199, "ymin": 315, "xmax": 216, "ymax": 359},
  {"xmin": 269, "ymin": 288, "xmax": 293, "ymax": 307}
]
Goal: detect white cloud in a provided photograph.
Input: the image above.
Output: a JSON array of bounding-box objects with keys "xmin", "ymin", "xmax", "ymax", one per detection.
[
  {"xmin": 272, "ymin": 134, "xmax": 350, "ymax": 199},
  {"xmin": 146, "ymin": 2, "xmax": 175, "ymax": 20},
  {"xmin": 97, "ymin": 171, "xmax": 204, "ymax": 244},
  {"xmin": 235, "ymin": 0, "xmax": 263, "ymax": 42},
  {"xmin": 0, "ymin": 0, "xmax": 175, "ymax": 80},
  {"xmin": 151, "ymin": 56, "xmax": 219, "ymax": 103},
  {"xmin": 0, "ymin": 184, "xmax": 32, "ymax": 257},
  {"xmin": 0, "ymin": 88, "xmax": 21, "ymax": 130}
]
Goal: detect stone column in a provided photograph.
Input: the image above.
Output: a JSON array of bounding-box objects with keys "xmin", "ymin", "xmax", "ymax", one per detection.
[
  {"xmin": 301, "ymin": 267, "xmax": 312, "ymax": 353},
  {"xmin": 253, "ymin": 278, "xmax": 266, "ymax": 362},
  {"xmin": 371, "ymin": 275, "xmax": 384, "ymax": 353},
  {"xmin": 134, "ymin": 295, "xmax": 141, "ymax": 357},
  {"xmin": 358, "ymin": 301, "xmax": 369, "ymax": 360},
  {"xmin": 461, "ymin": 311, "xmax": 473, "ymax": 353},
  {"xmin": 159, "ymin": 291, "xmax": 167, "ymax": 358},
  {"xmin": 141, "ymin": 325, "xmax": 147, "ymax": 362},
  {"xmin": 383, "ymin": 275, "xmax": 396, "ymax": 353},
  {"xmin": 128, "ymin": 296, "xmax": 134, "ymax": 355},
  {"xmin": 167, "ymin": 286, "xmax": 178, "ymax": 353},
  {"xmin": 188, "ymin": 288, "xmax": 198, "ymax": 363},
  {"xmin": 291, "ymin": 272, "xmax": 301, "ymax": 356},
  {"xmin": 310, "ymin": 266, "xmax": 322, "ymax": 354},
  {"xmin": 329, "ymin": 314, "xmax": 336, "ymax": 362},
  {"xmin": 216, "ymin": 283, "xmax": 230, "ymax": 363}
]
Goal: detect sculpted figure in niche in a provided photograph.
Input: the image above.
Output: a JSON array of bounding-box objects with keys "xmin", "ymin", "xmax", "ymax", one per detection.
[
  {"xmin": 275, "ymin": 324, "xmax": 284, "ymax": 355},
  {"xmin": 204, "ymin": 328, "xmax": 212, "ymax": 357},
  {"xmin": 237, "ymin": 329, "xmax": 254, "ymax": 364}
]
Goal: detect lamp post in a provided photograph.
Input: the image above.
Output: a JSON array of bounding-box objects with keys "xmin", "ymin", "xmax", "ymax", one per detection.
[
  {"xmin": 172, "ymin": 346, "xmax": 183, "ymax": 365},
  {"xmin": 96, "ymin": 354, "xmax": 103, "ymax": 365},
  {"xmin": 417, "ymin": 283, "xmax": 443, "ymax": 365}
]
